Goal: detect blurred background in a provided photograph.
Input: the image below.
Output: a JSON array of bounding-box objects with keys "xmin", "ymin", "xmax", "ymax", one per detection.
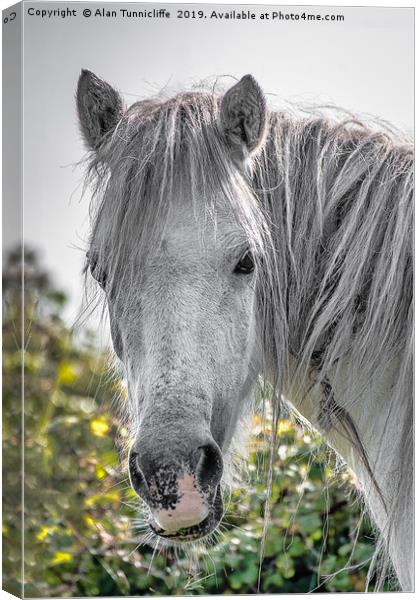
[{"xmin": 3, "ymin": 2, "xmax": 413, "ymax": 596}]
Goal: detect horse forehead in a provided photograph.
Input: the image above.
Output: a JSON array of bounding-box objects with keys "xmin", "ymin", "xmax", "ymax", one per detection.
[{"xmin": 162, "ymin": 203, "xmax": 244, "ymax": 254}]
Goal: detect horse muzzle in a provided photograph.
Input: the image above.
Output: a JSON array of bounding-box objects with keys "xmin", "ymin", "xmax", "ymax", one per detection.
[
  {"xmin": 149, "ymin": 484, "xmax": 224, "ymax": 542},
  {"xmin": 128, "ymin": 436, "xmax": 224, "ymax": 542}
]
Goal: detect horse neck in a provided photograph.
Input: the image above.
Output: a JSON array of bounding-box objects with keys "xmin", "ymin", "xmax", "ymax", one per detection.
[{"xmin": 285, "ymin": 352, "xmax": 413, "ymax": 589}]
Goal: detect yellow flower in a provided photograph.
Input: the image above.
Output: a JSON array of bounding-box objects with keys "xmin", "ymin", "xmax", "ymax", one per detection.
[
  {"xmin": 95, "ymin": 464, "xmax": 107, "ymax": 480},
  {"xmin": 90, "ymin": 417, "xmax": 109, "ymax": 437},
  {"xmin": 83, "ymin": 515, "xmax": 96, "ymax": 528},
  {"xmin": 57, "ymin": 362, "xmax": 77, "ymax": 385},
  {"xmin": 36, "ymin": 526, "xmax": 50, "ymax": 541},
  {"xmin": 84, "ymin": 490, "xmax": 120, "ymax": 508},
  {"xmin": 277, "ymin": 419, "xmax": 293, "ymax": 434},
  {"xmin": 51, "ymin": 551, "xmax": 72, "ymax": 565}
]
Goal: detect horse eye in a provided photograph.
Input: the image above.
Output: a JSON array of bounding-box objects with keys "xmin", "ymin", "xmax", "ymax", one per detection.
[{"xmin": 234, "ymin": 251, "xmax": 255, "ymax": 275}]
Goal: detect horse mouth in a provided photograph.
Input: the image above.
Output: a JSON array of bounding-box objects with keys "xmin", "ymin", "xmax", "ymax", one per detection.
[{"xmin": 149, "ymin": 485, "xmax": 223, "ymax": 543}]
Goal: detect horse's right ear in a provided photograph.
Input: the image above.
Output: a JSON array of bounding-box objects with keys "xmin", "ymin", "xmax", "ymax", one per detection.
[
  {"xmin": 76, "ymin": 69, "xmax": 123, "ymax": 150},
  {"xmin": 219, "ymin": 75, "xmax": 267, "ymax": 162}
]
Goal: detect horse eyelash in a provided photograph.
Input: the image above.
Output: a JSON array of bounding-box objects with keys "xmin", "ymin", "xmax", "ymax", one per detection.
[
  {"xmin": 233, "ymin": 250, "xmax": 255, "ymax": 275},
  {"xmin": 87, "ymin": 251, "xmax": 108, "ymax": 288}
]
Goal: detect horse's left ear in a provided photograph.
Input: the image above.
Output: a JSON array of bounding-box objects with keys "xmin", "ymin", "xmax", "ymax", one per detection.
[{"xmin": 219, "ymin": 75, "xmax": 267, "ymax": 160}]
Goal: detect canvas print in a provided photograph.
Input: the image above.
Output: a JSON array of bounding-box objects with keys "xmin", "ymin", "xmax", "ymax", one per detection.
[{"xmin": 2, "ymin": 2, "xmax": 414, "ymax": 596}]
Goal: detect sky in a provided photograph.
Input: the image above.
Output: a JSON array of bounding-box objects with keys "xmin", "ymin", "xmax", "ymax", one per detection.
[{"xmin": 12, "ymin": 2, "xmax": 414, "ymax": 329}]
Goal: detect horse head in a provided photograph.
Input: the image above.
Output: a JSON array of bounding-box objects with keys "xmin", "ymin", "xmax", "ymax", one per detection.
[{"xmin": 77, "ymin": 70, "xmax": 269, "ymax": 542}]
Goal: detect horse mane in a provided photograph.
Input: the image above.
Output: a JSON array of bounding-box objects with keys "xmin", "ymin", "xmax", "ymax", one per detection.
[
  {"xmin": 84, "ymin": 85, "xmax": 413, "ymax": 590},
  {"xmin": 253, "ymin": 109, "xmax": 413, "ymax": 589}
]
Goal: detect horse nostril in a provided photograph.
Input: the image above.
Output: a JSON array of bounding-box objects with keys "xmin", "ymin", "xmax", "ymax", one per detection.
[
  {"xmin": 196, "ymin": 441, "xmax": 223, "ymax": 492},
  {"xmin": 128, "ymin": 450, "xmax": 150, "ymax": 501}
]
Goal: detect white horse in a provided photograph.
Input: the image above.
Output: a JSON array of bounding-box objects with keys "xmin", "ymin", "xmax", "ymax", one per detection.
[{"xmin": 77, "ymin": 71, "xmax": 413, "ymax": 591}]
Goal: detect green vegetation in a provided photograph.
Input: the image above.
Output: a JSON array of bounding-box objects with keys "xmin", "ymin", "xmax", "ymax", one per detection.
[{"xmin": 3, "ymin": 248, "xmax": 381, "ymax": 596}]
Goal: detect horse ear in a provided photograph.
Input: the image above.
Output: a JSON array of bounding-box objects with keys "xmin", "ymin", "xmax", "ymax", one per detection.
[
  {"xmin": 219, "ymin": 75, "xmax": 267, "ymax": 160},
  {"xmin": 76, "ymin": 69, "xmax": 123, "ymax": 150}
]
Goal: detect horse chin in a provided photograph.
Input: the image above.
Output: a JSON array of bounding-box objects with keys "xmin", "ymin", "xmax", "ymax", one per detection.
[{"xmin": 149, "ymin": 485, "xmax": 223, "ymax": 544}]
